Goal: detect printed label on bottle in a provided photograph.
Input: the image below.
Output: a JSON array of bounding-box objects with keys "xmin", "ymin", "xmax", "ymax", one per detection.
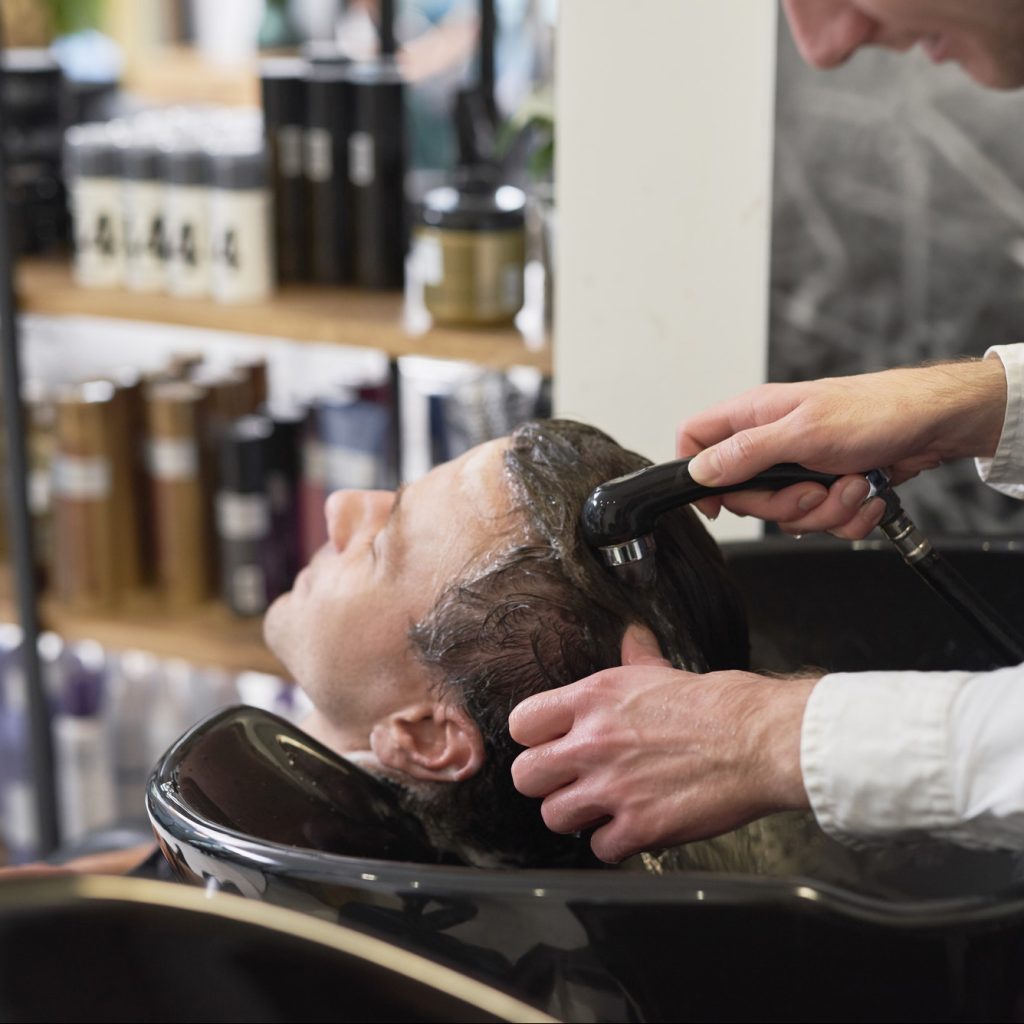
[
  {"xmin": 71, "ymin": 178, "xmax": 124, "ymax": 288},
  {"xmin": 303, "ymin": 439, "xmax": 327, "ymax": 484},
  {"xmin": 147, "ymin": 438, "xmax": 199, "ymax": 481},
  {"xmin": 325, "ymin": 446, "xmax": 379, "ymax": 489},
  {"xmin": 125, "ymin": 180, "xmax": 167, "ymax": 291},
  {"xmin": 418, "ymin": 235, "xmax": 444, "ymax": 286},
  {"xmin": 304, "ymin": 128, "xmax": 333, "ymax": 183},
  {"xmin": 210, "ymin": 191, "xmax": 274, "ymax": 304},
  {"xmin": 348, "ymin": 132, "xmax": 375, "ymax": 187},
  {"xmin": 278, "ymin": 125, "xmax": 304, "ymax": 178},
  {"xmin": 231, "ymin": 564, "xmax": 267, "ymax": 615},
  {"xmin": 54, "ymin": 455, "xmax": 112, "ymax": 500},
  {"xmin": 165, "ymin": 185, "xmax": 210, "ymax": 298},
  {"xmin": 216, "ymin": 492, "xmax": 271, "ymax": 542}
]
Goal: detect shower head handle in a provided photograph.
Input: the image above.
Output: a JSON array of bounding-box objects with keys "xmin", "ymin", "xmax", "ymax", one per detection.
[{"xmin": 582, "ymin": 459, "xmax": 851, "ymax": 548}]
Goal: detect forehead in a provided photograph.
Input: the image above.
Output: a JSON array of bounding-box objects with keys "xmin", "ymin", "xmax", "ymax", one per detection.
[{"xmin": 403, "ymin": 437, "xmax": 516, "ymax": 578}]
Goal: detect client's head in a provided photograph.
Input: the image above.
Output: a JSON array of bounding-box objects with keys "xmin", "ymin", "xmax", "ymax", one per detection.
[{"xmin": 264, "ymin": 419, "xmax": 749, "ymax": 867}]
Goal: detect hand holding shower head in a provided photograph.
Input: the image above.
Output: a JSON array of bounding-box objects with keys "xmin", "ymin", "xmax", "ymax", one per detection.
[
  {"xmin": 581, "ymin": 459, "xmax": 882, "ymax": 586},
  {"xmin": 582, "ymin": 458, "xmax": 1024, "ymax": 666}
]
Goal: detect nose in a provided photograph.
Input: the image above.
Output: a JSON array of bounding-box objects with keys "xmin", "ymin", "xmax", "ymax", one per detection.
[
  {"xmin": 324, "ymin": 489, "xmax": 394, "ymax": 552},
  {"xmin": 783, "ymin": 0, "xmax": 878, "ymax": 69}
]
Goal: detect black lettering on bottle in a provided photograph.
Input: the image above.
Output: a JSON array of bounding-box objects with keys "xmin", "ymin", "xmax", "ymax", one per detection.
[{"xmin": 180, "ymin": 222, "xmax": 197, "ymax": 267}]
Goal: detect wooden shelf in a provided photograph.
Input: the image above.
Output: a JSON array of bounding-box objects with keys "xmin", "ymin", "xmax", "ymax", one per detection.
[
  {"xmin": 17, "ymin": 260, "xmax": 553, "ymax": 374},
  {"xmin": 0, "ymin": 569, "xmax": 284, "ymax": 676}
]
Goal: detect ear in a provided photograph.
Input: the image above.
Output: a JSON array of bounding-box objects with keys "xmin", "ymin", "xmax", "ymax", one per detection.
[
  {"xmin": 370, "ymin": 702, "xmax": 485, "ymax": 783},
  {"xmin": 621, "ymin": 623, "xmax": 672, "ymax": 667}
]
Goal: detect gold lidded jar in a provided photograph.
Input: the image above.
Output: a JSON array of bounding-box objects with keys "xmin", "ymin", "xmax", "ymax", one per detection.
[{"xmin": 415, "ymin": 179, "xmax": 526, "ymax": 327}]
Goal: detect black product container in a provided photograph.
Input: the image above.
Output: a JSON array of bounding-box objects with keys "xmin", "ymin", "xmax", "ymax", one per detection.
[
  {"xmin": 264, "ymin": 408, "xmax": 304, "ymax": 601},
  {"xmin": 216, "ymin": 416, "xmax": 273, "ymax": 617},
  {"xmin": 260, "ymin": 58, "xmax": 307, "ymax": 283},
  {"xmin": 305, "ymin": 57, "xmax": 353, "ymax": 284},
  {"xmin": 1, "ymin": 49, "xmax": 67, "ymax": 255},
  {"xmin": 347, "ymin": 58, "xmax": 407, "ymax": 289}
]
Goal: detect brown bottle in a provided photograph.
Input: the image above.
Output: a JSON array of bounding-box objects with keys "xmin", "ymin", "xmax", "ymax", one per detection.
[
  {"xmin": 146, "ymin": 381, "xmax": 211, "ymax": 607},
  {"xmin": 53, "ymin": 382, "xmax": 120, "ymax": 609},
  {"xmin": 96, "ymin": 369, "xmax": 148, "ymax": 590},
  {"xmin": 23, "ymin": 380, "xmax": 56, "ymax": 588}
]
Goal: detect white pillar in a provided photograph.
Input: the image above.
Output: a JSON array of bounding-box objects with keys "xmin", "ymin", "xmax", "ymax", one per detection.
[{"xmin": 554, "ymin": 0, "xmax": 778, "ymax": 540}]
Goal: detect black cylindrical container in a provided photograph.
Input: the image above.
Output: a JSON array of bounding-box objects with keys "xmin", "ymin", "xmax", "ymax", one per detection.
[
  {"xmin": 2, "ymin": 49, "xmax": 67, "ymax": 255},
  {"xmin": 305, "ymin": 56, "xmax": 352, "ymax": 284},
  {"xmin": 217, "ymin": 416, "xmax": 273, "ymax": 617},
  {"xmin": 264, "ymin": 409, "xmax": 304, "ymax": 601},
  {"xmin": 347, "ymin": 59, "xmax": 406, "ymax": 289},
  {"xmin": 260, "ymin": 58, "xmax": 308, "ymax": 283}
]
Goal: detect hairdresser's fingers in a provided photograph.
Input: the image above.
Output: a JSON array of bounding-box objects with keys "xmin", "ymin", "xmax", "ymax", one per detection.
[
  {"xmin": 826, "ymin": 497, "xmax": 887, "ymax": 541},
  {"xmin": 694, "ymin": 496, "xmax": 723, "ymax": 521},
  {"xmin": 687, "ymin": 420, "xmax": 801, "ymax": 489},
  {"xmin": 589, "ymin": 814, "xmax": 645, "ymax": 864},
  {"xmin": 539, "ymin": 783, "xmax": 611, "ymax": 836},
  {"xmin": 715, "ymin": 483, "xmax": 828, "ymax": 524},
  {"xmin": 511, "ymin": 742, "xmax": 579, "ymax": 800},
  {"xmin": 772, "ymin": 475, "xmax": 874, "ymax": 536},
  {"xmin": 509, "ymin": 686, "xmax": 583, "ymax": 747},
  {"xmin": 621, "ymin": 624, "xmax": 672, "ymax": 667}
]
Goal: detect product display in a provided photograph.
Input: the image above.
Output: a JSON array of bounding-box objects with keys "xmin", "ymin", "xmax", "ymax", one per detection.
[
  {"xmin": 217, "ymin": 415, "xmax": 273, "ymax": 617},
  {"xmin": 3, "ymin": 49, "xmax": 68, "ymax": 256},
  {"xmin": 348, "ymin": 58, "xmax": 407, "ymax": 289},
  {"xmin": 260, "ymin": 58, "xmax": 308, "ymax": 284},
  {"xmin": 64, "ymin": 123, "xmax": 123, "ymax": 288},
  {"xmin": 304, "ymin": 51, "xmax": 352, "ymax": 284},
  {"xmin": 209, "ymin": 140, "xmax": 275, "ymax": 304},
  {"xmin": 416, "ymin": 181, "xmax": 526, "ymax": 326},
  {"xmin": 0, "ymin": 627, "xmax": 297, "ymax": 864},
  {"xmin": 53, "ymin": 382, "xmax": 119, "ymax": 609},
  {"xmin": 146, "ymin": 381, "xmax": 211, "ymax": 606}
]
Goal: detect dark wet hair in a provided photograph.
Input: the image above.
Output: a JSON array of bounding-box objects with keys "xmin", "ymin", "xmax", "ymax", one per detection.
[{"xmin": 408, "ymin": 419, "xmax": 749, "ymax": 867}]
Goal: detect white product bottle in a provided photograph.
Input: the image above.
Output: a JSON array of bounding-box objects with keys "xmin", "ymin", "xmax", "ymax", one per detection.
[
  {"xmin": 209, "ymin": 141, "xmax": 275, "ymax": 304},
  {"xmin": 162, "ymin": 138, "xmax": 211, "ymax": 299},
  {"xmin": 119, "ymin": 133, "xmax": 168, "ymax": 293},
  {"xmin": 64, "ymin": 123, "xmax": 124, "ymax": 288},
  {"xmin": 53, "ymin": 641, "xmax": 117, "ymax": 846},
  {"xmin": 105, "ymin": 650, "xmax": 160, "ymax": 823}
]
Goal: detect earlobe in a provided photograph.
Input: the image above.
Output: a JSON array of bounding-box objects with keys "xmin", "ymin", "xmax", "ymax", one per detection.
[{"xmin": 371, "ymin": 702, "xmax": 485, "ymax": 783}]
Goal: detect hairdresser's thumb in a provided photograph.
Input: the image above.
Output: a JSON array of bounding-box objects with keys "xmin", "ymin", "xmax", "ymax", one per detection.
[
  {"xmin": 689, "ymin": 426, "xmax": 781, "ymax": 487},
  {"xmin": 621, "ymin": 624, "xmax": 671, "ymax": 668}
]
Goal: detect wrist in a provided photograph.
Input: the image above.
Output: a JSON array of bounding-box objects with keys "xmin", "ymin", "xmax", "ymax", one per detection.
[
  {"xmin": 929, "ymin": 358, "xmax": 1008, "ymax": 460},
  {"xmin": 755, "ymin": 675, "xmax": 817, "ymax": 813}
]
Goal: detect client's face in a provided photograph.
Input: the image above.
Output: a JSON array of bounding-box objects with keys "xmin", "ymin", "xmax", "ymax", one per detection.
[{"xmin": 263, "ymin": 438, "xmax": 514, "ymax": 756}]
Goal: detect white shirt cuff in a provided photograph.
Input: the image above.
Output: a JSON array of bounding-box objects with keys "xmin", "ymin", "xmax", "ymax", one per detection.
[
  {"xmin": 975, "ymin": 344, "xmax": 1024, "ymax": 496},
  {"xmin": 801, "ymin": 671, "xmax": 966, "ymax": 845}
]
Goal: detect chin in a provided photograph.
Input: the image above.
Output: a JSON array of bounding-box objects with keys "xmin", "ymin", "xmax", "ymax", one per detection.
[{"xmin": 262, "ymin": 592, "xmax": 296, "ymax": 670}]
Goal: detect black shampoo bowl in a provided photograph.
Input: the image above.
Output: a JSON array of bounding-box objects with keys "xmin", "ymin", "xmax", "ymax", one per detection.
[{"xmin": 148, "ymin": 538, "xmax": 1024, "ymax": 1023}]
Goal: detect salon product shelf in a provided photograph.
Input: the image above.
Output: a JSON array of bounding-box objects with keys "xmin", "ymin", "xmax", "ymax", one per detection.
[
  {"xmin": 0, "ymin": 572, "xmax": 284, "ymax": 675},
  {"xmin": 16, "ymin": 260, "xmax": 553, "ymax": 374}
]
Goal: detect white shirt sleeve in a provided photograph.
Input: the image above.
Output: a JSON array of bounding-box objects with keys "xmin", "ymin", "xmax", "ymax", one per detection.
[
  {"xmin": 802, "ymin": 665, "xmax": 1024, "ymax": 849},
  {"xmin": 975, "ymin": 344, "xmax": 1024, "ymax": 498}
]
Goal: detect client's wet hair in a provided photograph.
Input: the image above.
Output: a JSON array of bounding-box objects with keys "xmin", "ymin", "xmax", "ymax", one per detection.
[{"xmin": 407, "ymin": 419, "xmax": 749, "ymax": 868}]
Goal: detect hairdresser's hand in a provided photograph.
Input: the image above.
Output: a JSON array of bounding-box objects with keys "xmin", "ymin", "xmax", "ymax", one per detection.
[
  {"xmin": 509, "ymin": 626, "xmax": 816, "ymax": 863},
  {"xmin": 677, "ymin": 358, "xmax": 1007, "ymax": 537}
]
